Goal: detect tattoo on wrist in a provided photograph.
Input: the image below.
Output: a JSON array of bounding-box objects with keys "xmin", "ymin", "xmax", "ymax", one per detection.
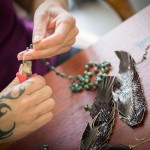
[{"xmin": 0, "ymin": 84, "xmax": 25, "ymax": 140}]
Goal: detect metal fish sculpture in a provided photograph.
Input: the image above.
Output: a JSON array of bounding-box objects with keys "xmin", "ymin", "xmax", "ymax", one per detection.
[
  {"xmin": 113, "ymin": 51, "xmax": 147, "ymax": 126},
  {"xmin": 101, "ymin": 143, "xmax": 130, "ymax": 150},
  {"xmin": 80, "ymin": 76, "xmax": 116, "ymax": 150}
]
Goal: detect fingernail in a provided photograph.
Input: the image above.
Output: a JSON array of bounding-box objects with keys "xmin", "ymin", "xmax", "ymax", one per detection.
[{"xmin": 33, "ymin": 35, "xmax": 42, "ymax": 43}]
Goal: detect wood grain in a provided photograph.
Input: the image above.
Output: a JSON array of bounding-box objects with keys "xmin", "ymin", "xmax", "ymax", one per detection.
[{"xmin": 7, "ymin": 5, "xmax": 150, "ymax": 150}]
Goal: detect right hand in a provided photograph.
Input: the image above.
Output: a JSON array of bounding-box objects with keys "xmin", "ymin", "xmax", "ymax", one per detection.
[{"xmin": 0, "ymin": 75, "xmax": 55, "ymax": 144}]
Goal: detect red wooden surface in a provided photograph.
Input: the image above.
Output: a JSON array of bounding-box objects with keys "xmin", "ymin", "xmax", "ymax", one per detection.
[{"xmin": 7, "ymin": 5, "xmax": 150, "ymax": 150}]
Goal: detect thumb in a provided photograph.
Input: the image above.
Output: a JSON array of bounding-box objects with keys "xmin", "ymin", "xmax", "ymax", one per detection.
[{"xmin": 32, "ymin": 10, "xmax": 50, "ymax": 44}]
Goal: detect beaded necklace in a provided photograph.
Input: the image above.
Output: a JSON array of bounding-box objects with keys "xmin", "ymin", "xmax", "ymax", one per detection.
[
  {"xmin": 41, "ymin": 58, "xmax": 111, "ymax": 92},
  {"xmin": 29, "ymin": 44, "xmax": 150, "ymax": 94}
]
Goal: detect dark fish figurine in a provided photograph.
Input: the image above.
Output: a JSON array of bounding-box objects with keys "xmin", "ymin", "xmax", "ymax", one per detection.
[
  {"xmin": 80, "ymin": 76, "xmax": 116, "ymax": 150},
  {"xmin": 113, "ymin": 51, "xmax": 147, "ymax": 126},
  {"xmin": 101, "ymin": 143, "xmax": 130, "ymax": 150}
]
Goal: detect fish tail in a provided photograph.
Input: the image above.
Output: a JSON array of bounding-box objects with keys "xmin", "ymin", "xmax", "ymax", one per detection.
[{"xmin": 115, "ymin": 51, "xmax": 136, "ymax": 73}]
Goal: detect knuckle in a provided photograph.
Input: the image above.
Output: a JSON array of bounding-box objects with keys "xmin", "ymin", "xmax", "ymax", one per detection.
[
  {"xmin": 44, "ymin": 85, "xmax": 53, "ymax": 97},
  {"xmin": 66, "ymin": 15, "xmax": 76, "ymax": 26},
  {"xmin": 35, "ymin": 9, "xmax": 48, "ymax": 21},
  {"xmin": 55, "ymin": 34, "xmax": 65, "ymax": 45},
  {"xmin": 75, "ymin": 27, "xmax": 79, "ymax": 36},
  {"xmin": 47, "ymin": 112, "xmax": 53, "ymax": 122},
  {"xmin": 32, "ymin": 75, "xmax": 46, "ymax": 87},
  {"xmin": 49, "ymin": 98, "xmax": 55, "ymax": 109},
  {"xmin": 64, "ymin": 46, "xmax": 71, "ymax": 53},
  {"xmin": 20, "ymin": 96, "xmax": 32, "ymax": 108}
]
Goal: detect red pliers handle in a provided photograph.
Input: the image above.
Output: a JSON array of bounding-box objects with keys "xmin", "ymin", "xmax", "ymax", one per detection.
[{"xmin": 16, "ymin": 73, "xmax": 28, "ymax": 83}]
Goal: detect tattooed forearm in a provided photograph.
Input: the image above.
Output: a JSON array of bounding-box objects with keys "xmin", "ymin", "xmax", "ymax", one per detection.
[
  {"xmin": 0, "ymin": 84, "xmax": 25, "ymax": 141},
  {"xmin": 0, "ymin": 84, "xmax": 25, "ymax": 101},
  {"xmin": 0, "ymin": 103, "xmax": 11, "ymax": 117},
  {"xmin": 0, "ymin": 123, "xmax": 16, "ymax": 140},
  {"xmin": 0, "ymin": 102, "xmax": 15, "ymax": 140}
]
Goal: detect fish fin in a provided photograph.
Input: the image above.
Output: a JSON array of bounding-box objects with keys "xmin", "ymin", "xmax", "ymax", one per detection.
[
  {"xmin": 115, "ymin": 51, "xmax": 136, "ymax": 73},
  {"xmin": 80, "ymin": 113, "xmax": 100, "ymax": 150},
  {"xmin": 96, "ymin": 76, "xmax": 116, "ymax": 103},
  {"xmin": 90, "ymin": 76, "xmax": 116, "ymax": 118},
  {"xmin": 101, "ymin": 143, "xmax": 130, "ymax": 150}
]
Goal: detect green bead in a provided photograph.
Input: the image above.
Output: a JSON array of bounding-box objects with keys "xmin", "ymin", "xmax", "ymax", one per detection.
[
  {"xmin": 84, "ymin": 104, "xmax": 88, "ymax": 110},
  {"xmin": 77, "ymin": 86, "xmax": 83, "ymax": 92},
  {"xmin": 79, "ymin": 82, "xmax": 85, "ymax": 86},
  {"xmin": 60, "ymin": 73, "xmax": 66, "ymax": 78},
  {"xmin": 99, "ymin": 62, "xmax": 104, "ymax": 68},
  {"xmin": 45, "ymin": 62, "xmax": 50, "ymax": 67},
  {"xmin": 94, "ymin": 63, "xmax": 99, "ymax": 67},
  {"xmin": 84, "ymin": 84, "xmax": 91, "ymax": 90},
  {"xmin": 83, "ymin": 78, "xmax": 90, "ymax": 84},
  {"xmin": 87, "ymin": 72, "xmax": 93, "ymax": 77},
  {"xmin": 101, "ymin": 67, "xmax": 105, "ymax": 73},
  {"xmin": 76, "ymin": 75, "xmax": 82, "ymax": 80},
  {"xmin": 94, "ymin": 81, "xmax": 99, "ymax": 86},
  {"xmin": 84, "ymin": 70, "xmax": 88, "ymax": 74},
  {"xmin": 84, "ymin": 75, "xmax": 90, "ymax": 79},
  {"xmin": 94, "ymin": 67, "xmax": 98, "ymax": 74},
  {"xmin": 71, "ymin": 83, "xmax": 80, "ymax": 92},
  {"xmin": 87, "ymin": 61, "xmax": 93, "ymax": 66},
  {"xmin": 55, "ymin": 71, "xmax": 60, "ymax": 75},
  {"xmin": 68, "ymin": 75, "xmax": 73, "ymax": 80},
  {"xmin": 85, "ymin": 64, "xmax": 89, "ymax": 70},
  {"xmin": 100, "ymin": 74, "xmax": 106, "ymax": 79},
  {"xmin": 51, "ymin": 66, "xmax": 55, "ymax": 71},
  {"xmin": 96, "ymin": 77, "xmax": 101, "ymax": 83},
  {"xmin": 89, "ymin": 104, "xmax": 92, "ymax": 109},
  {"xmin": 104, "ymin": 67, "xmax": 109, "ymax": 73}
]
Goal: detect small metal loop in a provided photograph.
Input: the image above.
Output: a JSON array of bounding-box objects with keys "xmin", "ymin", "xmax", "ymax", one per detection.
[{"xmin": 137, "ymin": 44, "xmax": 150, "ymax": 64}]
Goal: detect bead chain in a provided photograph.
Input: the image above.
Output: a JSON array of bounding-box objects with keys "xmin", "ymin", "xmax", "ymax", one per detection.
[{"xmin": 40, "ymin": 59, "xmax": 111, "ymax": 92}]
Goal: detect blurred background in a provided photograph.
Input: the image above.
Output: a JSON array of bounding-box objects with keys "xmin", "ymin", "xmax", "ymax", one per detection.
[
  {"xmin": 14, "ymin": 0, "xmax": 150, "ymax": 49},
  {"xmin": 68, "ymin": 0, "xmax": 150, "ymax": 49}
]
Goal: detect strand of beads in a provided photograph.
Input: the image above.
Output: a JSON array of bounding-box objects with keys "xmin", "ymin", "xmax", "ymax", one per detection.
[
  {"xmin": 70, "ymin": 61, "xmax": 111, "ymax": 92},
  {"xmin": 41, "ymin": 59, "xmax": 111, "ymax": 92},
  {"xmin": 40, "ymin": 59, "xmax": 74, "ymax": 80}
]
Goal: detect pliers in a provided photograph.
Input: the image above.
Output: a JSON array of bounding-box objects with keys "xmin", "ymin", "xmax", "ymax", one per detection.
[{"xmin": 16, "ymin": 46, "xmax": 32, "ymax": 83}]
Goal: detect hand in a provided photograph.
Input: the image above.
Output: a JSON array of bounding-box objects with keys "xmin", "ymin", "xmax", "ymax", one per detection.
[
  {"xmin": 0, "ymin": 75, "xmax": 55, "ymax": 144},
  {"xmin": 17, "ymin": 0, "xmax": 79, "ymax": 60}
]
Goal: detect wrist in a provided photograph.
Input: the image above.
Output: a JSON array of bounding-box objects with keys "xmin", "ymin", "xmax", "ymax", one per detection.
[
  {"xmin": 44, "ymin": 0, "xmax": 68, "ymax": 11},
  {"xmin": 32, "ymin": 0, "xmax": 68, "ymax": 14}
]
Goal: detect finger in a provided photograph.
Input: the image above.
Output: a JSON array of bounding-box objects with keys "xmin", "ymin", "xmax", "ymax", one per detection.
[
  {"xmin": 20, "ymin": 75, "xmax": 46, "ymax": 95},
  {"xmin": 35, "ymin": 98, "xmax": 55, "ymax": 118},
  {"xmin": 34, "ymin": 14, "xmax": 76, "ymax": 50},
  {"xmin": 32, "ymin": 9, "xmax": 50, "ymax": 43},
  {"xmin": 34, "ymin": 112, "xmax": 53, "ymax": 129},
  {"xmin": 62, "ymin": 26, "xmax": 78, "ymax": 45},
  {"xmin": 17, "ymin": 37, "xmax": 75, "ymax": 60},
  {"xmin": 56, "ymin": 46, "xmax": 72, "ymax": 55},
  {"xmin": 30, "ymin": 85, "xmax": 52, "ymax": 105}
]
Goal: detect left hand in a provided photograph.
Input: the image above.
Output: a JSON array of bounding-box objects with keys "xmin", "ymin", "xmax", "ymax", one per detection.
[{"xmin": 17, "ymin": 1, "xmax": 79, "ymax": 60}]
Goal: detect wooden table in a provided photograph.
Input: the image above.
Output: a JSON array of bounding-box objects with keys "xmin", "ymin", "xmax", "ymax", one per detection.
[{"xmin": 8, "ymin": 5, "xmax": 150, "ymax": 150}]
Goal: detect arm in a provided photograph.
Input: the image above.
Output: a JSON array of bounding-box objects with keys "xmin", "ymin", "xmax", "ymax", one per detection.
[
  {"xmin": 0, "ymin": 75, "xmax": 55, "ymax": 146},
  {"xmin": 14, "ymin": 0, "xmax": 68, "ymax": 15},
  {"xmin": 17, "ymin": 0, "xmax": 79, "ymax": 60}
]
